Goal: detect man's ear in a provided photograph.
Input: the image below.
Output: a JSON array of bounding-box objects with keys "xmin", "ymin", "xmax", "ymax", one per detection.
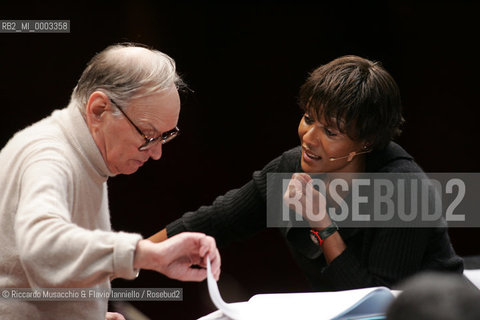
[{"xmin": 85, "ymin": 91, "xmax": 110, "ymax": 125}]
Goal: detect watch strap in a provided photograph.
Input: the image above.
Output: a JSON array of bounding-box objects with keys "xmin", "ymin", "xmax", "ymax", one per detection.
[{"xmin": 310, "ymin": 222, "xmax": 339, "ymax": 246}]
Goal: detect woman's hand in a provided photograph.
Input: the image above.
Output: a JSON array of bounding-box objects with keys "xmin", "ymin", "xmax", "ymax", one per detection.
[{"xmin": 283, "ymin": 173, "xmax": 332, "ymax": 229}]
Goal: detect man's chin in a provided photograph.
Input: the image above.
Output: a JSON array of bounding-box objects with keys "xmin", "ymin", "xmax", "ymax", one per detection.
[
  {"xmin": 124, "ymin": 165, "xmax": 141, "ymax": 175},
  {"xmin": 124, "ymin": 169, "xmax": 139, "ymax": 175},
  {"xmin": 115, "ymin": 164, "xmax": 141, "ymax": 175},
  {"xmin": 121, "ymin": 159, "xmax": 148, "ymax": 175}
]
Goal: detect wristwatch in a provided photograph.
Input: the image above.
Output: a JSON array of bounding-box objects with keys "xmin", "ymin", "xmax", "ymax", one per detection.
[{"xmin": 310, "ymin": 222, "xmax": 339, "ymax": 246}]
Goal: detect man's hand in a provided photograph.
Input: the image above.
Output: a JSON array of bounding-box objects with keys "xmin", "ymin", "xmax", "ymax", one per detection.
[
  {"xmin": 105, "ymin": 312, "xmax": 125, "ymax": 320},
  {"xmin": 134, "ymin": 232, "xmax": 221, "ymax": 281},
  {"xmin": 283, "ymin": 173, "xmax": 331, "ymax": 229}
]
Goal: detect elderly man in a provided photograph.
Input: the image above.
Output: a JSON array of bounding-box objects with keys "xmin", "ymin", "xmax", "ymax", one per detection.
[{"xmin": 0, "ymin": 43, "xmax": 221, "ymax": 319}]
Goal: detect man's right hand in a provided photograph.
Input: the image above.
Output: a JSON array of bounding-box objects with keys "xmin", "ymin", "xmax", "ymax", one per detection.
[
  {"xmin": 133, "ymin": 232, "xmax": 221, "ymax": 281},
  {"xmin": 105, "ymin": 312, "xmax": 126, "ymax": 320}
]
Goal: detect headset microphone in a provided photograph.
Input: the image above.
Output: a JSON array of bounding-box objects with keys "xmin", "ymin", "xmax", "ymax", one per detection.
[{"xmin": 329, "ymin": 148, "xmax": 371, "ymax": 162}]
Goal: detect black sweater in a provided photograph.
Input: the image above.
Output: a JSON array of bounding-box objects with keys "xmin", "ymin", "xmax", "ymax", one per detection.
[{"xmin": 167, "ymin": 142, "xmax": 463, "ymax": 291}]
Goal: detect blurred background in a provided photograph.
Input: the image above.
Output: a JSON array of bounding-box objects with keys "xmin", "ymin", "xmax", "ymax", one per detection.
[{"xmin": 1, "ymin": 1, "xmax": 479, "ymax": 318}]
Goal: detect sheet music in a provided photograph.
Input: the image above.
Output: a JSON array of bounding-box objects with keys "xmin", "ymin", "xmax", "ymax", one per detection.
[{"xmin": 204, "ymin": 257, "xmax": 395, "ymax": 320}]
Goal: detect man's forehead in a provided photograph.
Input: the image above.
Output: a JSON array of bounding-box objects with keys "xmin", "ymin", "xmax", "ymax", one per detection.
[
  {"xmin": 129, "ymin": 88, "xmax": 179, "ymax": 110},
  {"xmin": 129, "ymin": 90, "xmax": 180, "ymax": 129}
]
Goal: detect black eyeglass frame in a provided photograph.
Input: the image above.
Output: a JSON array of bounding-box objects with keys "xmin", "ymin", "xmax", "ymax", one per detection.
[{"xmin": 109, "ymin": 98, "xmax": 180, "ymax": 151}]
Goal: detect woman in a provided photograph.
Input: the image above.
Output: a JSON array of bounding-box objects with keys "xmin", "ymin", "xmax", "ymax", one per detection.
[{"xmin": 150, "ymin": 55, "xmax": 463, "ymax": 291}]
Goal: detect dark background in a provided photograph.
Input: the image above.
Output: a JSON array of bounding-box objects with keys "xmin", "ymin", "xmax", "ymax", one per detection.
[{"xmin": 1, "ymin": 1, "xmax": 479, "ymax": 319}]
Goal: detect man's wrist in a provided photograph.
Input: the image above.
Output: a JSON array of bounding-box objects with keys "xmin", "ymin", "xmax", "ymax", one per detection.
[{"xmin": 133, "ymin": 239, "xmax": 155, "ymax": 270}]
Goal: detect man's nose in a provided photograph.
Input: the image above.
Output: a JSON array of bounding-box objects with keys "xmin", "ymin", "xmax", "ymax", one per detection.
[{"xmin": 147, "ymin": 142, "xmax": 163, "ymax": 160}]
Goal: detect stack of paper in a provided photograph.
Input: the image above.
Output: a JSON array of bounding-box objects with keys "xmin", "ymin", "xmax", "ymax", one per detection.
[{"xmin": 201, "ymin": 258, "xmax": 396, "ymax": 320}]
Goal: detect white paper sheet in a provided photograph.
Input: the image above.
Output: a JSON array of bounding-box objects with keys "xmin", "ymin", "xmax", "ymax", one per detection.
[
  {"xmin": 203, "ymin": 257, "xmax": 395, "ymax": 320},
  {"xmin": 206, "ymin": 257, "xmax": 247, "ymax": 319}
]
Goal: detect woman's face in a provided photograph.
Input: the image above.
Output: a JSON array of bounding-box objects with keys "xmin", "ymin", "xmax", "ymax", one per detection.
[{"xmin": 298, "ymin": 113, "xmax": 367, "ymax": 173}]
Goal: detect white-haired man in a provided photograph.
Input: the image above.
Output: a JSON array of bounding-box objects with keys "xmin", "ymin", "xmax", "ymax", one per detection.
[{"xmin": 0, "ymin": 43, "xmax": 221, "ymax": 319}]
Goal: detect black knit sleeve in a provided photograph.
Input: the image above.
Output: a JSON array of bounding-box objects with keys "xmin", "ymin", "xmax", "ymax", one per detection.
[
  {"xmin": 322, "ymin": 228, "xmax": 431, "ymax": 290},
  {"xmin": 166, "ymin": 179, "xmax": 265, "ymax": 246},
  {"xmin": 166, "ymin": 150, "xmax": 295, "ymax": 246},
  {"xmin": 323, "ymin": 227, "xmax": 462, "ymax": 290}
]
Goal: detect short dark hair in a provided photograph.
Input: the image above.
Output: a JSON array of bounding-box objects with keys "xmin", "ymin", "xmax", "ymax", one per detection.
[{"xmin": 299, "ymin": 55, "xmax": 404, "ymax": 149}]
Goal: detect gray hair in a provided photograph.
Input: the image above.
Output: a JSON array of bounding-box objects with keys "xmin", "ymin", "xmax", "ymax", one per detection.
[{"xmin": 71, "ymin": 43, "xmax": 183, "ymax": 116}]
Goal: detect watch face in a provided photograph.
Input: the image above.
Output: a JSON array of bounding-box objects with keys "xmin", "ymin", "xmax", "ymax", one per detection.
[{"xmin": 310, "ymin": 231, "xmax": 320, "ymax": 245}]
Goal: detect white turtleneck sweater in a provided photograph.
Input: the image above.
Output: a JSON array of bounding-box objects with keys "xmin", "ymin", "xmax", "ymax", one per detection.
[{"xmin": 0, "ymin": 102, "xmax": 143, "ymax": 319}]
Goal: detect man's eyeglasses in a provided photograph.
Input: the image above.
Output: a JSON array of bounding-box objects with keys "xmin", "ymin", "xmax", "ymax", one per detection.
[{"xmin": 109, "ymin": 98, "xmax": 180, "ymax": 151}]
